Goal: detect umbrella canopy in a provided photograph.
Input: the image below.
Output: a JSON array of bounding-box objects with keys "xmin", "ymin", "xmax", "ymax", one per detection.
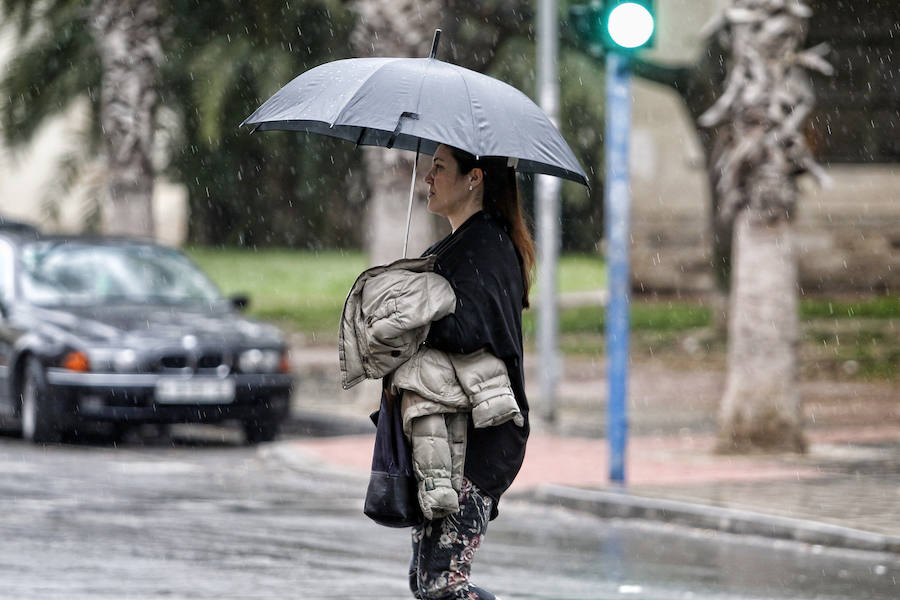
[{"xmin": 241, "ymin": 48, "xmax": 588, "ymax": 186}]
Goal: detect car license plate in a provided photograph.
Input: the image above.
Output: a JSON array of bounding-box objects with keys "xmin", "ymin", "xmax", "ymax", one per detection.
[{"xmin": 155, "ymin": 378, "xmax": 235, "ymax": 404}]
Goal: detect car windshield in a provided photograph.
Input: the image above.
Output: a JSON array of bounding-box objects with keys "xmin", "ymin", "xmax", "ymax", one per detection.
[{"xmin": 19, "ymin": 241, "xmax": 224, "ymax": 307}]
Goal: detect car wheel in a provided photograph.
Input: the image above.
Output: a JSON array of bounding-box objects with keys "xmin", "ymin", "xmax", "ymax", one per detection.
[
  {"xmin": 21, "ymin": 358, "xmax": 60, "ymax": 444},
  {"xmin": 242, "ymin": 413, "xmax": 280, "ymax": 445}
]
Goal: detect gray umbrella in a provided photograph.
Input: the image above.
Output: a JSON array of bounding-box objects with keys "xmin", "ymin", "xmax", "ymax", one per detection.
[{"xmin": 242, "ymin": 31, "xmax": 587, "ymax": 255}]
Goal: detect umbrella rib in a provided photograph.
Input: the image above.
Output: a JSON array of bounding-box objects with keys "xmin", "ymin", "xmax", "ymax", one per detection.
[
  {"xmin": 410, "ymin": 59, "xmax": 433, "ymax": 137},
  {"xmin": 505, "ymin": 90, "xmax": 529, "ymax": 164},
  {"xmin": 452, "ymin": 64, "xmax": 480, "ymax": 158},
  {"xmin": 354, "ymin": 127, "xmax": 367, "ymax": 148}
]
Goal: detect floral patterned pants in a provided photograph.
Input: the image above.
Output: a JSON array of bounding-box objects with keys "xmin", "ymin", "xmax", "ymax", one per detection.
[{"xmin": 409, "ymin": 478, "xmax": 496, "ymax": 600}]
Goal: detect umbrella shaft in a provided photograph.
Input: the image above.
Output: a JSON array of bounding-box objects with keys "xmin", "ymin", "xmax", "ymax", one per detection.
[{"xmin": 403, "ymin": 146, "xmax": 420, "ymax": 258}]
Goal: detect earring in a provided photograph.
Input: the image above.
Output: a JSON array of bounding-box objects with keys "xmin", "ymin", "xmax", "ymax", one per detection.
[{"xmin": 468, "ymin": 185, "xmax": 473, "ymax": 191}]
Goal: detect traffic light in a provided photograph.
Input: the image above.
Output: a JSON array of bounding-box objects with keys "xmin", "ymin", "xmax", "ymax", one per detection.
[
  {"xmin": 606, "ymin": 1, "xmax": 655, "ymax": 49},
  {"xmin": 569, "ymin": 1, "xmax": 656, "ymax": 55}
]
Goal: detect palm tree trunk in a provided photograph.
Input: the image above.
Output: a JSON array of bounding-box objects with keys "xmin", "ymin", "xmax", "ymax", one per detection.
[
  {"xmin": 89, "ymin": 0, "xmax": 161, "ymax": 238},
  {"xmin": 700, "ymin": 0, "xmax": 830, "ymax": 453},
  {"xmin": 717, "ymin": 209, "xmax": 805, "ymax": 452}
]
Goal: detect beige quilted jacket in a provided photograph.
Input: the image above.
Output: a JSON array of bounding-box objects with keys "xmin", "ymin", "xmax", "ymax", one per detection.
[
  {"xmin": 339, "ymin": 258, "xmax": 524, "ymax": 519},
  {"xmin": 392, "ymin": 347, "xmax": 523, "ymax": 519},
  {"xmin": 339, "ymin": 256, "xmax": 455, "ymax": 390}
]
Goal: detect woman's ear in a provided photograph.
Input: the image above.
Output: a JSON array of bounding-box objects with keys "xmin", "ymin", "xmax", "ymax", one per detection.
[{"xmin": 469, "ymin": 167, "xmax": 484, "ymax": 189}]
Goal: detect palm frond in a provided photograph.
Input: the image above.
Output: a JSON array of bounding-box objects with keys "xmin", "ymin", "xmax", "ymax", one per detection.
[
  {"xmin": 0, "ymin": 2, "xmax": 99, "ymax": 147},
  {"xmin": 190, "ymin": 37, "xmax": 255, "ymax": 147}
]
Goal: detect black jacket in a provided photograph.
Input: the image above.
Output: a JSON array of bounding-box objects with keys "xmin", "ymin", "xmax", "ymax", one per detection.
[{"xmin": 424, "ymin": 211, "xmax": 529, "ymax": 518}]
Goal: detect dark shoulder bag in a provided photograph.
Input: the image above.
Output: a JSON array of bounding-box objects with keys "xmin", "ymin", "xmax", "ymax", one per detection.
[{"xmin": 364, "ymin": 388, "xmax": 423, "ymax": 527}]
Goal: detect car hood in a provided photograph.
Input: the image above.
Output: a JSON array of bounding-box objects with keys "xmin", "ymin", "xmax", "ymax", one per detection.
[{"xmin": 26, "ymin": 303, "xmax": 285, "ymax": 349}]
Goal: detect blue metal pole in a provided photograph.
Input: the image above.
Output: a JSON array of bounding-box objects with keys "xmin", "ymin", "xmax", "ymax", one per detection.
[{"xmin": 604, "ymin": 50, "xmax": 631, "ymax": 484}]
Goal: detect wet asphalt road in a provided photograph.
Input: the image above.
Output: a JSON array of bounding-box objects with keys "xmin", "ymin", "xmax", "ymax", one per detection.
[{"xmin": 0, "ymin": 429, "xmax": 898, "ymax": 600}]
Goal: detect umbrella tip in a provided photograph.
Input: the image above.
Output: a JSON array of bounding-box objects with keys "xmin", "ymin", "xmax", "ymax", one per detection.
[{"xmin": 430, "ymin": 29, "xmax": 441, "ymax": 59}]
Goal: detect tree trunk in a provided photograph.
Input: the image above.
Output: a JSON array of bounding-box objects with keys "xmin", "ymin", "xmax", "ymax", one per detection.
[
  {"xmin": 717, "ymin": 209, "xmax": 805, "ymax": 453},
  {"xmin": 89, "ymin": 0, "xmax": 161, "ymax": 239},
  {"xmin": 362, "ymin": 150, "xmax": 444, "ymax": 265},
  {"xmin": 351, "ymin": 0, "xmax": 444, "ymax": 265},
  {"xmin": 698, "ymin": 0, "xmax": 830, "ymax": 453}
]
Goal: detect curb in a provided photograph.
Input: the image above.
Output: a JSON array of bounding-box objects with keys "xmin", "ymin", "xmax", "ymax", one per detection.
[
  {"xmin": 526, "ymin": 484, "xmax": 900, "ymax": 555},
  {"xmin": 261, "ymin": 439, "xmax": 370, "ymax": 482},
  {"xmin": 281, "ymin": 409, "xmax": 373, "ymax": 438}
]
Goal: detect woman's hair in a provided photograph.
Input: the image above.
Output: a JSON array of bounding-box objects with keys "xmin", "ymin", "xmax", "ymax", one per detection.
[{"xmin": 447, "ymin": 146, "xmax": 535, "ymax": 308}]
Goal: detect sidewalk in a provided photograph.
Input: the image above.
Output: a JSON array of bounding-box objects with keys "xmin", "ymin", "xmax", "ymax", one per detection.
[{"xmin": 281, "ymin": 342, "xmax": 900, "ymax": 553}]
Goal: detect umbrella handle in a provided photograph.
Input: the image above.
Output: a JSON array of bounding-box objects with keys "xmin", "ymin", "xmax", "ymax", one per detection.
[
  {"xmin": 430, "ymin": 29, "xmax": 441, "ymax": 59},
  {"xmin": 402, "ymin": 140, "xmax": 421, "ymax": 259}
]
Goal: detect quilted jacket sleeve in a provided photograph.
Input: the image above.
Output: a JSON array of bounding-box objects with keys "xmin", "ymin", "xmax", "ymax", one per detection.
[
  {"xmin": 449, "ymin": 349, "xmax": 524, "ymax": 429},
  {"xmin": 402, "ymin": 391, "xmax": 464, "ymax": 520}
]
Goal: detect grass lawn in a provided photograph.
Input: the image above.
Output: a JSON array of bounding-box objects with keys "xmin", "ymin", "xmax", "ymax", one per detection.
[
  {"xmin": 186, "ymin": 248, "xmax": 366, "ymax": 336},
  {"xmin": 533, "ymin": 253, "xmax": 607, "ymax": 293},
  {"xmin": 188, "ymin": 248, "xmax": 609, "ymax": 337},
  {"xmin": 188, "ymin": 247, "xmax": 899, "ymax": 379}
]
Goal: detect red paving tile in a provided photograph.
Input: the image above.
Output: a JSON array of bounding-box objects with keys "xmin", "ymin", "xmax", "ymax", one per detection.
[{"xmin": 290, "ymin": 430, "xmax": 832, "ymax": 492}]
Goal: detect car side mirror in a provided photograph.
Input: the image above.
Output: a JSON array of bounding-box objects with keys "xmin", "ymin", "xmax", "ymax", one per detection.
[{"xmin": 230, "ymin": 294, "xmax": 250, "ymax": 311}]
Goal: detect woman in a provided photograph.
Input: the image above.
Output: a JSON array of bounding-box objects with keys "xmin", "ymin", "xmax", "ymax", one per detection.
[{"xmin": 409, "ymin": 143, "xmax": 534, "ymax": 600}]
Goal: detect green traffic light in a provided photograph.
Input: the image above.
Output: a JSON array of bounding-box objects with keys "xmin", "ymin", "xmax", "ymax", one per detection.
[
  {"xmin": 607, "ymin": 2, "xmax": 655, "ymax": 49},
  {"xmin": 568, "ymin": 1, "xmax": 655, "ymax": 54}
]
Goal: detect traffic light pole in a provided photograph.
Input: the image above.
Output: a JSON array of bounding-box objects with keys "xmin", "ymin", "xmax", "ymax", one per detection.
[
  {"xmin": 568, "ymin": 0, "xmax": 654, "ymax": 484},
  {"xmin": 604, "ymin": 50, "xmax": 631, "ymax": 484}
]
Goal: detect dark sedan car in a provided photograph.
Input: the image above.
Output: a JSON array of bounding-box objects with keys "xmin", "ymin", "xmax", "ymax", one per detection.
[{"xmin": 0, "ymin": 232, "xmax": 293, "ymax": 444}]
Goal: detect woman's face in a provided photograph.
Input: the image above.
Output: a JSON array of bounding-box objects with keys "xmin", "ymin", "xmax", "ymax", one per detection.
[{"xmin": 424, "ymin": 145, "xmax": 471, "ymax": 220}]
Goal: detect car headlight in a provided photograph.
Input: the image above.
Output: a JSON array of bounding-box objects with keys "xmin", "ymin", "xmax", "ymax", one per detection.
[
  {"xmin": 85, "ymin": 348, "xmax": 141, "ymax": 373},
  {"xmin": 113, "ymin": 349, "xmax": 138, "ymax": 372},
  {"xmin": 238, "ymin": 349, "xmax": 283, "ymax": 373}
]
